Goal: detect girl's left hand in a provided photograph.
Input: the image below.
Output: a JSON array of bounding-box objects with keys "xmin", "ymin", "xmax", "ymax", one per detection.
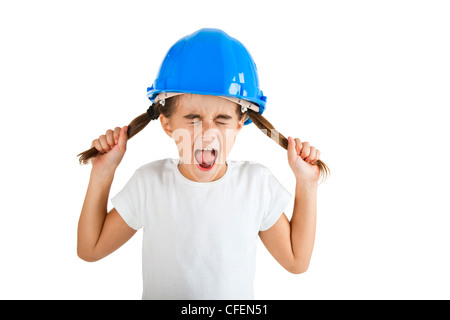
[{"xmin": 287, "ymin": 136, "xmax": 321, "ymax": 184}]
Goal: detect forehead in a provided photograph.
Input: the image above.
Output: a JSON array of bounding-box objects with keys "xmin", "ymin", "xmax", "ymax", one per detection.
[{"xmin": 176, "ymin": 94, "xmax": 238, "ymax": 115}]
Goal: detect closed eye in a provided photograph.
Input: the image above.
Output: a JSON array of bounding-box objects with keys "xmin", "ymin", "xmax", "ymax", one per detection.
[{"xmin": 184, "ymin": 113, "xmax": 233, "ymax": 126}]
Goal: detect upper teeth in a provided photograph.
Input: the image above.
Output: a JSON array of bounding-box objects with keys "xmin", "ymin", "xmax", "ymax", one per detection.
[{"xmin": 200, "ymin": 148, "xmax": 215, "ymax": 151}]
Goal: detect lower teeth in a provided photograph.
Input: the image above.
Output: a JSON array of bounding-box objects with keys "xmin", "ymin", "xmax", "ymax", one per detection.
[{"xmin": 199, "ymin": 162, "xmax": 213, "ymax": 169}]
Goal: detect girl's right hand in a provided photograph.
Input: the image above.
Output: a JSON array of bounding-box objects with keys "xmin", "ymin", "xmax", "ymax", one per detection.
[{"xmin": 91, "ymin": 126, "xmax": 128, "ymax": 173}]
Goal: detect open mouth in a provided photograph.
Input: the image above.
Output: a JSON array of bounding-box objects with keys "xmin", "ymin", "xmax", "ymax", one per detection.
[{"xmin": 194, "ymin": 148, "xmax": 218, "ymax": 171}]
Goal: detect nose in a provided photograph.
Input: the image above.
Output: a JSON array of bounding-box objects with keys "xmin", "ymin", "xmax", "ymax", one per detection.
[
  {"xmin": 197, "ymin": 120, "xmax": 219, "ymax": 144},
  {"xmin": 200, "ymin": 119, "xmax": 216, "ymax": 133}
]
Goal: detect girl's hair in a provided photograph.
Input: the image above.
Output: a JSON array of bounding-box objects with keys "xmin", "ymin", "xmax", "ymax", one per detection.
[
  {"xmin": 77, "ymin": 98, "xmax": 176, "ymax": 165},
  {"xmin": 246, "ymin": 109, "xmax": 329, "ymax": 182},
  {"xmin": 78, "ymin": 96, "xmax": 329, "ymax": 181}
]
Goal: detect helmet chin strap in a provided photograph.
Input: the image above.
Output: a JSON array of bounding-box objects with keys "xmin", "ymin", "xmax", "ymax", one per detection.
[{"xmin": 154, "ymin": 92, "xmax": 260, "ymax": 113}]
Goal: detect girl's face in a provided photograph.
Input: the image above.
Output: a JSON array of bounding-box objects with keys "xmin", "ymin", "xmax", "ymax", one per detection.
[{"xmin": 160, "ymin": 94, "xmax": 245, "ymax": 182}]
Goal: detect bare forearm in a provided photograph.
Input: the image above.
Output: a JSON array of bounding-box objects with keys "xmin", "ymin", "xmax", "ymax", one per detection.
[
  {"xmin": 77, "ymin": 169, "xmax": 114, "ymax": 259},
  {"xmin": 290, "ymin": 180, "xmax": 318, "ymax": 271}
]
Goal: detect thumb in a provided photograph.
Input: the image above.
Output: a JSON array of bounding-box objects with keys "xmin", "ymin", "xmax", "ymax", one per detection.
[
  {"xmin": 287, "ymin": 136, "xmax": 298, "ymax": 162},
  {"xmin": 118, "ymin": 126, "xmax": 128, "ymax": 150}
]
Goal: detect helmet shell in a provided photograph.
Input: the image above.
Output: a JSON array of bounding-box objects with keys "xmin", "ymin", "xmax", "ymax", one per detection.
[{"xmin": 147, "ymin": 28, "xmax": 267, "ymax": 125}]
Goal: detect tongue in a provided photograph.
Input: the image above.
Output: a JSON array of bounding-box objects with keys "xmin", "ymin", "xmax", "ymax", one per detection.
[{"xmin": 195, "ymin": 150, "xmax": 215, "ymax": 164}]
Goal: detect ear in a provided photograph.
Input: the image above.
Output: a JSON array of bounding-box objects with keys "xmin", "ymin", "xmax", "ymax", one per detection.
[
  {"xmin": 236, "ymin": 114, "xmax": 246, "ymax": 131},
  {"xmin": 159, "ymin": 114, "xmax": 173, "ymax": 137},
  {"xmin": 231, "ymin": 115, "xmax": 245, "ymax": 143}
]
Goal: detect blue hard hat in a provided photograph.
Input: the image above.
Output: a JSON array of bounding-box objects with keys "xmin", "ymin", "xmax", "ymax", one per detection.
[{"xmin": 147, "ymin": 28, "xmax": 267, "ymax": 125}]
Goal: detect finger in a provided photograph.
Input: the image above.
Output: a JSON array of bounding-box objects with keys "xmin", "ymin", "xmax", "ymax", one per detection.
[
  {"xmin": 106, "ymin": 129, "xmax": 115, "ymax": 148},
  {"xmin": 113, "ymin": 127, "xmax": 121, "ymax": 144},
  {"xmin": 314, "ymin": 149, "xmax": 321, "ymax": 163},
  {"xmin": 294, "ymin": 138, "xmax": 302, "ymax": 156},
  {"xmin": 300, "ymin": 142, "xmax": 310, "ymax": 160},
  {"xmin": 92, "ymin": 139, "xmax": 105, "ymax": 153},
  {"xmin": 99, "ymin": 135, "xmax": 110, "ymax": 152},
  {"xmin": 304, "ymin": 147, "xmax": 317, "ymax": 163}
]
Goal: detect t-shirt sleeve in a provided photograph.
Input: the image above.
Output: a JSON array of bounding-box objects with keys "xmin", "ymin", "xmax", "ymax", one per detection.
[
  {"xmin": 259, "ymin": 169, "xmax": 293, "ymax": 231},
  {"xmin": 111, "ymin": 169, "xmax": 145, "ymax": 230}
]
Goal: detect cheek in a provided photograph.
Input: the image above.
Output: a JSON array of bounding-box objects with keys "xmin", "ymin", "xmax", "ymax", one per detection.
[
  {"xmin": 171, "ymin": 127, "xmax": 195, "ymax": 160},
  {"xmin": 221, "ymin": 128, "xmax": 238, "ymax": 155}
]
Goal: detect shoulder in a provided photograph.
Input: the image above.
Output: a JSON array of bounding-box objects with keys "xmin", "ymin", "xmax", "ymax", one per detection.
[
  {"xmin": 133, "ymin": 158, "xmax": 177, "ymax": 181},
  {"xmin": 137, "ymin": 158, "xmax": 175, "ymax": 172}
]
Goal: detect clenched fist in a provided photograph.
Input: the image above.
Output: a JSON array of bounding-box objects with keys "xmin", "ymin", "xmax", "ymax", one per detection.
[
  {"xmin": 287, "ymin": 136, "xmax": 321, "ymax": 184},
  {"xmin": 90, "ymin": 126, "xmax": 128, "ymax": 173}
]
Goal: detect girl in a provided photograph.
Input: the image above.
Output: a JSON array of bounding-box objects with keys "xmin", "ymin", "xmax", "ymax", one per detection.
[{"xmin": 77, "ymin": 28, "xmax": 328, "ymax": 299}]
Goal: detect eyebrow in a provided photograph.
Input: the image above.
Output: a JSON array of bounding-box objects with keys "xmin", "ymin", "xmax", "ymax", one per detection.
[{"xmin": 183, "ymin": 114, "xmax": 233, "ymax": 120}]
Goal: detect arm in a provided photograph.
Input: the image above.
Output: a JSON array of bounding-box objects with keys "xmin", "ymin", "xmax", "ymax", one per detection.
[
  {"xmin": 77, "ymin": 126, "xmax": 136, "ymax": 262},
  {"xmin": 77, "ymin": 170, "xmax": 136, "ymax": 262},
  {"xmin": 259, "ymin": 137, "xmax": 320, "ymax": 274},
  {"xmin": 259, "ymin": 182, "xmax": 317, "ymax": 274}
]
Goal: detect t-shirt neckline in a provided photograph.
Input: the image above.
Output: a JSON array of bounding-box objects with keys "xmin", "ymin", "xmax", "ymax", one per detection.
[{"xmin": 172, "ymin": 158, "xmax": 231, "ymax": 187}]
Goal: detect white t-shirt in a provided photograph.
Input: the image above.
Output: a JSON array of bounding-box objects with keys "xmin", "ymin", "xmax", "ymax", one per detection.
[{"xmin": 111, "ymin": 158, "xmax": 292, "ymax": 300}]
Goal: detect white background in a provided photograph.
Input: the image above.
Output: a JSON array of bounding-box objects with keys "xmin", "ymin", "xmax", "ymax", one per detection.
[{"xmin": 1, "ymin": 0, "xmax": 449, "ymax": 300}]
